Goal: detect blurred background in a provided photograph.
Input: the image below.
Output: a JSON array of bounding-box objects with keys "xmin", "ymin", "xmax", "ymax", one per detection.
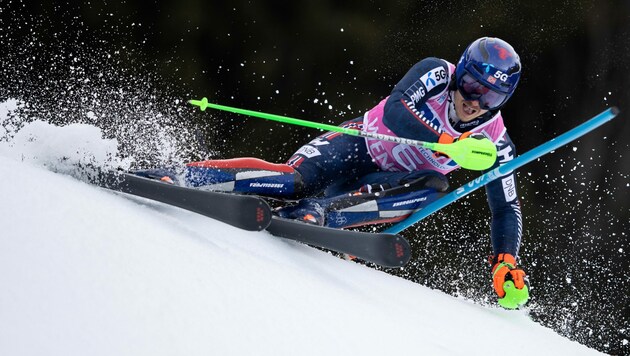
[{"xmin": 1, "ymin": 0, "xmax": 628, "ymax": 353}]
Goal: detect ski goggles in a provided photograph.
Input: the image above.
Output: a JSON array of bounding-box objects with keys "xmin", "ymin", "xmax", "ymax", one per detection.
[{"xmin": 457, "ymin": 73, "xmax": 509, "ymax": 110}]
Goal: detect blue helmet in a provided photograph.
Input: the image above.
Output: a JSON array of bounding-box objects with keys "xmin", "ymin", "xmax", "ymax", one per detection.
[{"xmin": 455, "ymin": 37, "xmax": 521, "ymax": 110}]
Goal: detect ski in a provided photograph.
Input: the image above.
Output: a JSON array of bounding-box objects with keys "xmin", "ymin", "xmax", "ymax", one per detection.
[
  {"xmin": 95, "ymin": 171, "xmax": 272, "ymax": 231},
  {"xmin": 93, "ymin": 171, "xmax": 410, "ymax": 268},
  {"xmin": 266, "ymin": 216, "xmax": 411, "ymax": 268}
]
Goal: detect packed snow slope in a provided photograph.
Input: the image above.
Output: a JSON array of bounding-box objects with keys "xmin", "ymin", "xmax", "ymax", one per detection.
[{"xmin": 0, "ymin": 125, "xmax": 601, "ymax": 356}]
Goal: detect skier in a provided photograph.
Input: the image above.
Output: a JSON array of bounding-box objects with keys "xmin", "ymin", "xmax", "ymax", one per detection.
[{"xmin": 138, "ymin": 37, "xmax": 528, "ymax": 308}]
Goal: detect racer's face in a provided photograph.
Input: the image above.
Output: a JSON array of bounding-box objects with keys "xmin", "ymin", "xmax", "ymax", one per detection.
[{"xmin": 454, "ymin": 90, "xmax": 488, "ymax": 122}]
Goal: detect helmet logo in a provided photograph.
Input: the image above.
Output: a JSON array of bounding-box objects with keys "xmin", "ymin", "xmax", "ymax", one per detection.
[
  {"xmin": 494, "ymin": 45, "xmax": 512, "ymax": 60},
  {"xmin": 482, "ymin": 63, "xmax": 495, "ymax": 73}
]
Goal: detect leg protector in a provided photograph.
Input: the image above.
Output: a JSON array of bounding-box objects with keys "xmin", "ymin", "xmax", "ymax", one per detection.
[{"xmin": 184, "ymin": 157, "xmax": 303, "ymax": 197}]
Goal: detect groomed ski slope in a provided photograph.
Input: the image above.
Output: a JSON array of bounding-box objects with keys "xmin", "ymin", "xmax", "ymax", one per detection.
[{"xmin": 0, "ymin": 159, "xmax": 602, "ymax": 355}]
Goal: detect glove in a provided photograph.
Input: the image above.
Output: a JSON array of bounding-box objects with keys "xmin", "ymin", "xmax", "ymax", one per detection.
[
  {"xmin": 490, "ymin": 253, "xmax": 530, "ymax": 309},
  {"xmin": 435, "ymin": 132, "xmax": 486, "ymax": 158}
]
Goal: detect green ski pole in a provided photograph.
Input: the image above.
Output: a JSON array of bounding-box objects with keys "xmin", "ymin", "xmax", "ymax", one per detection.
[{"xmin": 189, "ymin": 97, "xmax": 497, "ymax": 171}]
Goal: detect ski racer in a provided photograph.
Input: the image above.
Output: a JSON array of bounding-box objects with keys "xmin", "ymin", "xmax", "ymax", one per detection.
[{"xmin": 138, "ymin": 37, "xmax": 529, "ymax": 308}]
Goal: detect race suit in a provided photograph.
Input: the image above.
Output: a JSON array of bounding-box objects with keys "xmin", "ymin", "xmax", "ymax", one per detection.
[{"xmin": 288, "ymin": 57, "xmax": 523, "ymax": 257}]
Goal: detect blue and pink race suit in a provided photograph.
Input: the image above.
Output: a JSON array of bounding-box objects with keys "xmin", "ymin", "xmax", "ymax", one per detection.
[
  {"xmin": 159, "ymin": 57, "xmax": 522, "ymax": 257},
  {"xmin": 286, "ymin": 57, "xmax": 523, "ymax": 257}
]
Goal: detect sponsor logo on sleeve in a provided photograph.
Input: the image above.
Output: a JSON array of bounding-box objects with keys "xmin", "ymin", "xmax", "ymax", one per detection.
[
  {"xmin": 295, "ymin": 145, "xmax": 321, "ymax": 158},
  {"xmin": 420, "ymin": 67, "xmax": 447, "ymax": 92},
  {"xmin": 501, "ymin": 176, "xmax": 517, "ymax": 201}
]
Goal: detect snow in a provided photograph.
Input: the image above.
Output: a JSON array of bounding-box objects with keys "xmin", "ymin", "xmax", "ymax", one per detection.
[{"xmin": 0, "ymin": 101, "xmax": 601, "ymax": 355}]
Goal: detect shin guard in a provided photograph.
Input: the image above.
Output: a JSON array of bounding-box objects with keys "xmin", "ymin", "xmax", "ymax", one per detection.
[{"xmin": 185, "ymin": 157, "xmax": 303, "ymax": 197}]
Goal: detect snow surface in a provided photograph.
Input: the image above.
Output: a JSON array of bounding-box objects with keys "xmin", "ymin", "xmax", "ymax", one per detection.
[{"xmin": 0, "ymin": 101, "xmax": 602, "ymax": 355}]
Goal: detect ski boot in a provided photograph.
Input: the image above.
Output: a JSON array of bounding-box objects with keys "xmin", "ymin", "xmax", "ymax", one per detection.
[{"xmin": 276, "ymin": 198, "xmax": 326, "ymax": 225}]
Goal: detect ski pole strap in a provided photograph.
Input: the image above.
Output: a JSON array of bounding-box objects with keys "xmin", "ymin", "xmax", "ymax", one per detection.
[{"xmin": 384, "ymin": 107, "xmax": 620, "ymax": 234}]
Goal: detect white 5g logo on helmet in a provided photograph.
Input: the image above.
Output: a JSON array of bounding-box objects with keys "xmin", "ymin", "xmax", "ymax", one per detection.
[{"xmin": 494, "ymin": 71, "xmax": 509, "ymax": 82}]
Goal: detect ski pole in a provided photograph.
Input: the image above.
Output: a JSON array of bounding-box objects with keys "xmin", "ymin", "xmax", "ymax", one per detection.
[
  {"xmin": 189, "ymin": 97, "xmax": 496, "ymax": 171},
  {"xmin": 384, "ymin": 107, "xmax": 620, "ymax": 234}
]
